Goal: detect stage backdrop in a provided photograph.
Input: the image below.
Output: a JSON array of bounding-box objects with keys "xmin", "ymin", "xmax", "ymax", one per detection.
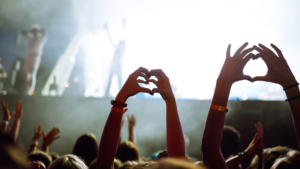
[{"xmin": 0, "ymin": 95, "xmax": 298, "ymax": 165}]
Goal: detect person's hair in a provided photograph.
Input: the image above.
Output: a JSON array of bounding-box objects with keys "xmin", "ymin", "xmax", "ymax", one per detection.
[
  {"xmin": 47, "ymin": 154, "xmax": 87, "ymax": 169},
  {"xmin": 247, "ymin": 146, "xmax": 300, "ymax": 169},
  {"xmin": 0, "ymin": 134, "xmax": 28, "ymax": 169},
  {"xmin": 221, "ymin": 125, "xmax": 241, "ymax": 159},
  {"xmin": 28, "ymin": 150, "xmax": 52, "ymax": 168},
  {"xmin": 72, "ymin": 133, "xmax": 98, "ymax": 166},
  {"xmin": 156, "ymin": 150, "xmax": 191, "ymax": 162},
  {"xmin": 116, "ymin": 141, "xmax": 140, "ymax": 163},
  {"xmin": 49, "ymin": 152, "xmax": 60, "ymax": 162},
  {"xmin": 146, "ymin": 158, "xmax": 207, "ymax": 169}
]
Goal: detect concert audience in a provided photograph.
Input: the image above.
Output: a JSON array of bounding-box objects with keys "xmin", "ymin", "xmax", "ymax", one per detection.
[{"xmin": 1, "ymin": 43, "xmax": 300, "ymax": 169}]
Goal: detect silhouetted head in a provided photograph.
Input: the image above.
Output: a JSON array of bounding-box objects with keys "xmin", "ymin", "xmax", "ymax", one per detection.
[
  {"xmin": 31, "ymin": 24, "xmax": 41, "ymax": 35},
  {"xmin": 72, "ymin": 133, "xmax": 98, "ymax": 166},
  {"xmin": 116, "ymin": 141, "xmax": 140, "ymax": 163},
  {"xmin": 49, "ymin": 152, "xmax": 60, "ymax": 162},
  {"xmin": 0, "ymin": 134, "xmax": 28, "ymax": 169},
  {"xmin": 28, "ymin": 150, "xmax": 52, "ymax": 168},
  {"xmin": 156, "ymin": 150, "xmax": 191, "ymax": 162},
  {"xmin": 247, "ymin": 146, "xmax": 300, "ymax": 169},
  {"xmin": 221, "ymin": 125, "xmax": 241, "ymax": 159},
  {"xmin": 48, "ymin": 154, "xmax": 87, "ymax": 169}
]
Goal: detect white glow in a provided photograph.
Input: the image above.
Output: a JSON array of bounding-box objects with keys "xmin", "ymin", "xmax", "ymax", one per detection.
[{"xmin": 82, "ymin": 0, "xmax": 300, "ymax": 100}]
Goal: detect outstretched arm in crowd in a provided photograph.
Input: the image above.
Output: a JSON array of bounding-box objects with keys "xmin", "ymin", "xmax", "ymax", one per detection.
[
  {"xmin": 201, "ymin": 43, "xmax": 254, "ymax": 169},
  {"xmin": 96, "ymin": 67, "xmax": 152, "ymax": 169},
  {"xmin": 28, "ymin": 125, "xmax": 44, "ymax": 154},
  {"xmin": 226, "ymin": 123, "xmax": 263, "ymax": 169},
  {"xmin": 150, "ymin": 69, "xmax": 186, "ymax": 160},
  {"xmin": 9, "ymin": 101, "xmax": 23, "ymax": 143},
  {"xmin": 253, "ymin": 44, "xmax": 300, "ymax": 149},
  {"xmin": 0, "ymin": 101, "xmax": 12, "ymax": 134},
  {"xmin": 41, "ymin": 127, "xmax": 60, "ymax": 154},
  {"xmin": 128, "ymin": 115, "xmax": 136, "ymax": 144}
]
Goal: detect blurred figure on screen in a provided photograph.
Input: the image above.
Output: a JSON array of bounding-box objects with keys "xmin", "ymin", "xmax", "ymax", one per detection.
[
  {"xmin": 104, "ymin": 19, "xmax": 126, "ymax": 97},
  {"xmin": 21, "ymin": 24, "xmax": 47, "ymax": 95}
]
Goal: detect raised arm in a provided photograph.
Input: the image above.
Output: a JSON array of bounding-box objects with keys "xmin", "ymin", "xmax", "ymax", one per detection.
[
  {"xmin": 104, "ymin": 23, "xmax": 117, "ymax": 48},
  {"xmin": 41, "ymin": 127, "xmax": 60, "ymax": 154},
  {"xmin": 28, "ymin": 125, "xmax": 44, "ymax": 154},
  {"xmin": 253, "ymin": 43, "xmax": 300, "ymax": 149},
  {"xmin": 9, "ymin": 101, "xmax": 23, "ymax": 143},
  {"xmin": 201, "ymin": 43, "xmax": 254, "ymax": 169},
  {"xmin": 226, "ymin": 123, "xmax": 263, "ymax": 169},
  {"xmin": 128, "ymin": 115, "xmax": 136, "ymax": 144},
  {"xmin": 150, "ymin": 69, "xmax": 185, "ymax": 160},
  {"xmin": 0, "ymin": 101, "xmax": 12, "ymax": 134},
  {"xmin": 96, "ymin": 67, "xmax": 152, "ymax": 169}
]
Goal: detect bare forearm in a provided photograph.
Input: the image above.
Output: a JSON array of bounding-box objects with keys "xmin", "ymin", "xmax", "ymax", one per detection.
[
  {"xmin": 202, "ymin": 80, "xmax": 232, "ymax": 169},
  {"xmin": 96, "ymin": 111, "xmax": 123, "ymax": 169},
  {"xmin": 285, "ymin": 86, "xmax": 300, "ymax": 148},
  {"xmin": 0, "ymin": 121, "xmax": 8, "ymax": 134},
  {"xmin": 41, "ymin": 143, "xmax": 49, "ymax": 153},
  {"xmin": 129, "ymin": 126, "xmax": 135, "ymax": 144},
  {"xmin": 9, "ymin": 119, "xmax": 20, "ymax": 143},
  {"xmin": 166, "ymin": 98, "xmax": 185, "ymax": 159}
]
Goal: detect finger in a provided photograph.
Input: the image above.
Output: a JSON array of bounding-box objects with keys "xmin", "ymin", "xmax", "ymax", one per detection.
[
  {"xmin": 137, "ymin": 79, "xmax": 149, "ymax": 85},
  {"xmin": 150, "ymin": 69, "xmax": 163, "ymax": 78},
  {"xmin": 54, "ymin": 135, "xmax": 61, "ymax": 140},
  {"xmin": 11, "ymin": 111, "xmax": 16, "ymax": 116},
  {"xmin": 271, "ymin": 43, "xmax": 284, "ymax": 59},
  {"xmin": 38, "ymin": 125, "xmax": 41, "ymax": 132},
  {"xmin": 258, "ymin": 44, "xmax": 278, "ymax": 58},
  {"xmin": 252, "ymin": 53, "xmax": 261, "ymax": 60},
  {"xmin": 239, "ymin": 48, "xmax": 254, "ymax": 58},
  {"xmin": 135, "ymin": 67, "xmax": 150, "ymax": 78},
  {"xmin": 35, "ymin": 126, "xmax": 38, "ymax": 133},
  {"xmin": 138, "ymin": 72, "xmax": 149, "ymax": 82},
  {"xmin": 241, "ymin": 53, "xmax": 254, "ymax": 65},
  {"xmin": 253, "ymin": 46, "xmax": 272, "ymax": 65},
  {"xmin": 42, "ymin": 131, "xmax": 46, "ymax": 138},
  {"xmin": 226, "ymin": 44, "xmax": 231, "ymax": 58},
  {"xmin": 233, "ymin": 42, "xmax": 248, "ymax": 57},
  {"xmin": 139, "ymin": 87, "xmax": 153, "ymax": 95},
  {"xmin": 152, "ymin": 88, "xmax": 161, "ymax": 94},
  {"xmin": 149, "ymin": 79, "xmax": 158, "ymax": 86},
  {"xmin": 243, "ymin": 75, "xmax": 252, "ymax": 82}
]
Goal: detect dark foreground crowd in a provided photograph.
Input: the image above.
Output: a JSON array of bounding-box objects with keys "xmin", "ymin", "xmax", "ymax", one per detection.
[{"xmin": 1, "ymin": 43, "xmax": 300, "ymax": 169}]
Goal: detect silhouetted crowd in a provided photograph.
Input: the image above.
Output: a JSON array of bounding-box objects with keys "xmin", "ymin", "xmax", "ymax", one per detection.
[{"xmin": 1, "ymin": 43, "xmax": 300, "ymax": 169}]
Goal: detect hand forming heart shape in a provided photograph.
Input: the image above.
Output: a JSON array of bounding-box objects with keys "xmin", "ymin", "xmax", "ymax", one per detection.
[{"xmin": 218, "ymin": 42, "xmax": 297, "ymax": 88}]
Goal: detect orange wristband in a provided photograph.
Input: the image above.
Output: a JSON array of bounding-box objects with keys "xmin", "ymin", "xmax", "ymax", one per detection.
[
  {"xmin": 210, "ymin": 104, "xmax": 228, "ymax": 113},
  {"xmin": 111, "ymin": 107, "xmax": 128, "ymax": 114}
]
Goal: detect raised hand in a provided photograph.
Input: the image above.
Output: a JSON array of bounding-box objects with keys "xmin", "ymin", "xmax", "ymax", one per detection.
[
  {"xmin": 245, "ymin": 123, "xmax": 263, "ymax": 158},
  {"xmin": 32, "ymin": 125, "xmax": 44, "ymax": 142},
  {"xmin": 41, "ymin": 127, "xmax": 60, "ymax": 153},
  {"xmin": 128, "ymin": 115, "xmax": 136, "ymax": 129},
  {"xmin": 218, "ymin": 42, "xmax": 254, "ymax": 83},
  {"xmin": 255, "ymin": 123, "xmax": 264, "ymax": 158},
  {"xmin": 252, "ymin": 44, "xmax": 297, "ymax": 88},
  {"xmin": 13, "ymin": 101, "xmax": 23, "ymax": 121},
  {"xmin": 1, "ymin": 101, "xmax": 13, "ymax": 122},
  {"xmin": 149, "ymin": 69, "xmax": 175, "ymax": 101},
  {"xmin": 116, "ymin": 67, "xmax": 152, "ymax": 103}
]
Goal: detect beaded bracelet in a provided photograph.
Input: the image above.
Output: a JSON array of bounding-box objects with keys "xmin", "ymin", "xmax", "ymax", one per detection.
[
  {"xmin": 285, "ymin": 95, "xmax": 300, "ymax": 102},
  {"xmin": 283, "ymin": 83, "xmax": 299, "ymax": 91}
]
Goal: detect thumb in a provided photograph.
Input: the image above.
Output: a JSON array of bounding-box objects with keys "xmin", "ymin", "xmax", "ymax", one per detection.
[
  {"xmin": 252, "ymin": 76, "xmax": 268, "ymax": 83},
  {"xmin": 243, "ymin": 75, "xmax": 252, "ymax": 82},
  {"xmin": 139, "ymin": 87, "xmax": 153, "ymax": 95}
]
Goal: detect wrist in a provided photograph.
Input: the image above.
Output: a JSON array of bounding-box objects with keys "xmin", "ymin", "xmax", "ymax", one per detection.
[{"xmin": 115, "ymin": 92, "xmax": 128, "ymax": 104}]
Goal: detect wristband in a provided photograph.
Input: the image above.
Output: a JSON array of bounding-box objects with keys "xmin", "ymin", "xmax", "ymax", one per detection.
[
  {"xmin": 2, "ymin": 120, "xmax": 8, "ymax": 125},
  {"xmin": 31, "ymin": 141, "xmax": 39, "ymax": 146},
  {"xmin": 210, "ymin": 104, "xmax": 228, "ymax": 113},
  {"xmin": 237, "ymin": 152, "xmax": 245, "ymax": 161},
  {"xmin": 285, "ymin": 94, "xmax": 300, "ymax": 102},
  {"xmin": 111, "ymin": 107, "xmax": 128, "ymax": 114},
  {"xmin": 111, "ymin": 100, "xmax": 127, "ymax": 107},
  {"xmin": 283, "ymin": 83, "xmax": 299, "ymax": 91}
]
